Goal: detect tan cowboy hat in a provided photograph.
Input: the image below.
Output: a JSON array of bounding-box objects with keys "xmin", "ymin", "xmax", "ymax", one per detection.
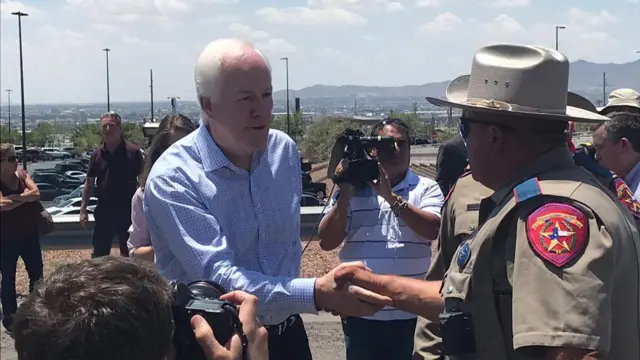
[
  {"xmin": 426, "ymin": 44, "xmax": 609, "ymax": 123},
  {"xmin": 597, "ymin": 88, "xmax": 640, "ymax": 114}
]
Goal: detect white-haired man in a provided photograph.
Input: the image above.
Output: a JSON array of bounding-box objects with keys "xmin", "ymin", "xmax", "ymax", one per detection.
[{"xmin": 143, "ymin": 39, "xmax": 390, "ymax": 360}]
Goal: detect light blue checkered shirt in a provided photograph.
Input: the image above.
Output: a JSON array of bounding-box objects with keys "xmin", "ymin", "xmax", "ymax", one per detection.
[{"xmin": 144, "ymin": 125, "xmax": 318, "ymax": 325}]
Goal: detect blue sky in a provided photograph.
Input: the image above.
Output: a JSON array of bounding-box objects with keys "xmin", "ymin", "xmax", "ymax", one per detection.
[{"xmin": 1, "ymin": 0, "xmax": 639, "ymax": 103}]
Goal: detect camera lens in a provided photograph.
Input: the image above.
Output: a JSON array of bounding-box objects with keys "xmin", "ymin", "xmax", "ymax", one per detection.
[{"xmin": 187, "ymin": 280, "xmax": 226, "ymax": 300}]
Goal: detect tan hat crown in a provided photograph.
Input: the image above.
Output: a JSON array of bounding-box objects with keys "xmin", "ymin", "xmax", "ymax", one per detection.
[{"xmin": 462, "ymin": 45, "xmax": 569, "ymax": 114}]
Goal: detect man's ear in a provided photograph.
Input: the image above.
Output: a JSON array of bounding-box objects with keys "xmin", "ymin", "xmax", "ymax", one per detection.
[{"xmin": 620, "ymin": 137, "xmax": 632, "ymax": 151}]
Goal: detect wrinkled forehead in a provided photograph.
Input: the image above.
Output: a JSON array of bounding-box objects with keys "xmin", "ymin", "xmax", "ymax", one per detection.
[
  {"xmin": 219, "ymin": 55, "xmax": 272, "ymax": 92},
  {"xmin": 101, "ymin": 114, "xmax": 120, "ymax": 126}
]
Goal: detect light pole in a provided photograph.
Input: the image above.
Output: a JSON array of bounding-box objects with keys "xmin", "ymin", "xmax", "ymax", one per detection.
[
  {"xmin": 103, "ymin": 48, "xmax": 111, "ymax": 111},
  {"xmin": 280, "ymin": 57, "xmax": 290, "ymax": 137},
  {"xmin": 555, "ymin": 25, "xmax": 566, "ymax": 50},
  {"xmin": 5, "ymin": 89, "xmax": 12, "ymax": 131},
  {"xmin": 167, "ymin": 97, "xmax": 180, "ymax": 114},
  {"xmin": 12, "ymin": 11, "xmax": 28, "ymax": 170}
]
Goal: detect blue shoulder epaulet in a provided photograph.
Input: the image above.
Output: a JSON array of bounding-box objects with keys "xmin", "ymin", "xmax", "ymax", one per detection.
[{"xmin": 513, "ymin": 177, "xmax": 543, "ymax": 203}]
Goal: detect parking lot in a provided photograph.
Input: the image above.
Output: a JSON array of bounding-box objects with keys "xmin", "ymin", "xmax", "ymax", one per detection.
[{"xmin": 19, "ymin": 160, "xmax": 83, "ymax": 208}]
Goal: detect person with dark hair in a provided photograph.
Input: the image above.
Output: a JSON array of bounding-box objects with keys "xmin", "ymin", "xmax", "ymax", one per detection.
[
  {"xmin": 434, "ymin": 132, "xmax": 467, "ymax": 196},
  {"xmin": 81, "ymin": 112, "xmax": 144, "ymax": 258},
  {"xmin": 593, "ymin": 112, "xmax": 640, "ymax": 198},
  {"xmin": 319, "ymin": 117, "xmax": 444, "ymax": 360},
  {"xmin": 12, "ymin": 256, "xmax": 269, "ymax": 360},
  {"xmin": 128, "ymin": 114, "xmax": 197, "ymax": 262}
]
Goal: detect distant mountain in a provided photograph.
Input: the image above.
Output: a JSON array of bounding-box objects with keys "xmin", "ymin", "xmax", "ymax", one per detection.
[{"xmin": 274, "ymin": 59, "xmax": 640, "ymax": 103}]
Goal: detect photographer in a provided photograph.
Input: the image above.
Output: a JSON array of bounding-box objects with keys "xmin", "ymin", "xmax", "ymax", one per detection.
[
  {"xmin": 318, "ymin": 118, "xmax": 444, "ymax": 360},
  {"xmin": 12, "ymin": 257, "xmax": 268, "ymax": 360}
]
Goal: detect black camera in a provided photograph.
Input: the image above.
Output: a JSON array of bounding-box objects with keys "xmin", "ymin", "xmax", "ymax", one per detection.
[
  {"xmin": 170, "ymin": 280, "xmax": 246, "ymax": 360},
  {"xmin": 327, "ymin": 129, "xmax": 396, "ymax": 187}
]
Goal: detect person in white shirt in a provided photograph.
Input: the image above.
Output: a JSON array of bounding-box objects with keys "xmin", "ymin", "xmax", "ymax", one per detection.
[{"xmin": 318, "ymin": 118, "xmax": 444, "ymax": 360}]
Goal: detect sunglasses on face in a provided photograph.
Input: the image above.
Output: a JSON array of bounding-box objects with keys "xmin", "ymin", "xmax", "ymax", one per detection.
[
  {"xmin": 2, "ymin": 155, "xmax": 17, "ymax": 163},
  {"xmin": 372, "ymin": 118, "xmax": 410, "ymax": 135},
  {"xmin": 458, "ymin": 116, "xmax": 515, "ymax": 140}
]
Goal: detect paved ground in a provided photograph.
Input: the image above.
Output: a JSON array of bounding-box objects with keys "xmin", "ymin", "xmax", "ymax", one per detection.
[{"xmin": 1, "ymin": 313, "xmax": 344, "ymax": 360}]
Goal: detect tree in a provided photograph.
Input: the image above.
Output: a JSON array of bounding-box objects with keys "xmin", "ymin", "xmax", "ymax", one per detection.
[
  {"xmin": 0, "ymin": 125, "xmax": 19, "ymax": 144},
  {"xmin": 390, "ymin": 113, "xmax": 435, "ymax": 143},
  {"xmin": 271, "ymin": 114, "xmax": 305, "ymax": 142},
  {"xmin": 300, "ymin": 117, "xmax": 365, "ymax": 163},
  {"xmin": 30, "ymin": 122, "xmax": 55, "ymax": 147},
  {"xmin": 121, "ymin": 123, "xmax": 145, "ymax": 148},
  {"xmin": 71, "ymin": 124, "xmax": 101, "ymax": 152}
]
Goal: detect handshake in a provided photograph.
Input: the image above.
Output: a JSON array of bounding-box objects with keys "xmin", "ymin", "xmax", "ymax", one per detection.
[{"xmin": 314, "ymin": 261, "xmax": 393, "ymax": 317}]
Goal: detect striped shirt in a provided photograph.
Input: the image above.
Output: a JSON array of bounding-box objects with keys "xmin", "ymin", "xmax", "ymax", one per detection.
[
  {"xmin": 323, "ymin": 170, "xmax": 444, "ymax": 321},
  {"xmin": 143, "ymin": 125, "xmax": 317, "ymax": 326}
]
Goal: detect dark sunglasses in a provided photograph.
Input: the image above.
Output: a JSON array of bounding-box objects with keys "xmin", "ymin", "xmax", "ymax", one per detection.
[
  {"xmin": 458, "ymin": 116, "xmax": 514, "ymax": 140},
  {"xmin": 2, "ymin": 155, "xmax": 17, "ymax": 163},
  {"xmin": 372, "ymin": 118, "xmax": 410, "ymax": 135}
]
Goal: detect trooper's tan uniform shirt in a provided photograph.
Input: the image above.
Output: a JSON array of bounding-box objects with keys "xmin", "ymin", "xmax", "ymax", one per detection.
[
  {"xmin": 440, "ymin": 147, "xmax": 640, "ymax": 359},
  {"xmin": 413, "ymin": 172, "xmax": 493, "ymax": 360}
]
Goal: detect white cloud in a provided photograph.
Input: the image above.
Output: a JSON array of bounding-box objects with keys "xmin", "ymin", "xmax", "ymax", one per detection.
[
  {"xmin": 256, "ymin": 6, "xmax": 367, "ymax": 26},
  {"xmin": 490, "ymin": 0, "xmax": 531, "ymax": 7},
  {"xmin": 200, "ymin": 14, "xmax": 240, "ymax": 25},
  {"xmin": 417, "ymin": 12, "xmax": 463, "ymax": 34},
  {"xmin": 256, "ymin": 38, "xmax": 297, "ymax": 54},
  {"xmin": 568, "ymin": 8, "xmax": 618, "ymax": 28},
  {"xmin": 482, "ymin": 14, "xmax": 523, "ymax": 33},
  {"xmin": 386, "ymin": 2, "xmax": 404, "ymax": 11},
  {"xmin": 416, "ymin": 0, "xmax": 440, "ymax": 7},
  {"xmin": 228, "ymin": 22, "xmax": 270, "ymax": 39},
  {"xmin": 0, "ymin": 0, "xmax": 47, "ymax": 20}
]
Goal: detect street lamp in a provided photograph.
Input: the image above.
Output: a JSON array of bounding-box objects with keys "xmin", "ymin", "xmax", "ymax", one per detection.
[
  {"xmin": 167, "ymin": 97, "xmax": 180, "ymax": 114},
  {"xmin": 103, "ymin": 48, "xmax": 111, "ymax": 111},
  {"xmin": 280, "ymin": 57, "xmax": 290, "ymax": 137},
  {"xmin": 12, "ymin": 11, "xmax": 28, "ymax": 170},
  {"xmin": 5, "ymin": 89, "xmax": 12, "ymax": 131},
  {"xmin": 555, "ymin": 25, "xmax": 566, "ymax": 50}
]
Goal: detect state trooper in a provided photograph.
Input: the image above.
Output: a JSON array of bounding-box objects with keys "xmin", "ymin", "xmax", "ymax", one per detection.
[
  {"xmin": 413, "ymin": 171, "xmax": 492, "ymax": 360},
  {"xmin": 334, "ymin": 43, "xmax": 640, "ymax": 360}
]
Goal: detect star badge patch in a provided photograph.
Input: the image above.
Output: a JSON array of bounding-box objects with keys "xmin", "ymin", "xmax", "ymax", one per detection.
[
  {"xmin": 526, "ymin": 203, "xmax": 588, "ymax": 268},
  {"xmin": 613, "ymin": 177, "xmax": 640, "ymax": 219}
]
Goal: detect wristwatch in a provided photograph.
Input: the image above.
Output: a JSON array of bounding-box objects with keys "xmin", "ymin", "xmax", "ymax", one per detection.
[{"xmin": 390, "ymin": 195, "xmax": 409, "ymax": 216}]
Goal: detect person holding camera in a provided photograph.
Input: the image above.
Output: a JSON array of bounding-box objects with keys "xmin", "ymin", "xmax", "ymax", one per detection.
[
  {"xmin": 143, "ymin": 38, "xmax": 391, "ymax": 360},
  {"xmin": 11, "ymin": 256, "xmax": 268, "ymax": 360},
  {"xmin": 318, "ymin": 118, "xmax": 444, "ymax": 360}
]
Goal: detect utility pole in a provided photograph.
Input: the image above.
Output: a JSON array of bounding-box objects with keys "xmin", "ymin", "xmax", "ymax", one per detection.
[
  {"xmin": 5, "ymin": 89, "xmax": 12, "ymax": 131},
  {"xmin": 149, "ymin": 69, "xmax": 154, "ymax": 121},
  {"xmin": 354, "ymin": 99, "xmax": 358, "ymax": 116},
  {"xmin": 103, "ymin": 48, "xmax": 111, "ymax": 111},
  {"xmin": 602, "ymin": 72, "xmax": 607, "ymax": 106},
  {"xmin": 12, "ymin": 11, "xmax": 28, "ymax": 170},
  {"xmin": 280, "ymin": 57, "xmax": 290, "ymax": 136},
  {"xmin": 555, "ymin": 25, "xmax": 566, "ymax": 50}
]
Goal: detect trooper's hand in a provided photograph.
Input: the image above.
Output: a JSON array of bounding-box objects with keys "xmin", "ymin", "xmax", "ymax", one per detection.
[{"xmin": 192, "ymin": 291, "xmax": 268, "ymax": 360}]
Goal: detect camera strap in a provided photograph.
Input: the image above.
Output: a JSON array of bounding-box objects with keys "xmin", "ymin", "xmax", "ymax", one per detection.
[{"xmin": 221, "ymin": 303, "xmax": 250, "ymax": 360}]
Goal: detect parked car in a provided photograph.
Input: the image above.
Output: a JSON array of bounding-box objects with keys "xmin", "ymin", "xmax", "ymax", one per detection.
[
  {"xmin": 301, "ymin": 194, "xmax": 324, "ymax": 207},
  {"xmin": 302, "ymin": 172, "xmax": 327, "ymax": 200},
  {"xmin": 41, "ymin": 147, "xmax": 72, "ymax": 160},
  {"xmin": 46, "ymin": 197, "xmax": 98, "ymax": 215},
  {"xmin": 49, "ymin": 206, "xmax": 95, "ymax": 217},
  {"xmin": 65, "ymin": 170, "xmax": 86, "ymax": 181},
  {"xmin": 55, "ymin": 162, "xmax": 86, "ymax": 173},
  {"xmin": 53, "ymin": 184, "xmax": 93, "ymax": 205},
  {"xmin": 61, "ymin": 147, "xmax": 81, "ymax": 159},
  {"xmin": 32, "ymin": 172, "xmax": 83, "ymax": 190},
  {"xmin": 36, "ymin": 183, "xmax": 74, "ymax": 202},
  {"xmin": 24, "ymin": 148, "xmax": 53, "ymax": 162}
]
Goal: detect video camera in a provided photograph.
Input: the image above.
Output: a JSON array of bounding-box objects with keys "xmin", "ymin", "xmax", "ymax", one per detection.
[
  {"xmin": 327, "ymin": 128, "xmax": 396, "ymax": 187},
  {"xmin": 170, "ymin": 280, "xmax": 248, "ymax": 360}
]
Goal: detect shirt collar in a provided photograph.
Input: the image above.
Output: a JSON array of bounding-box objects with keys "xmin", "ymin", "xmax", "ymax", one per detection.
[
  {"xmin": 491, "ymin": 146, "xmax": 574, "ymax": 205},
  {"xmin": 194, "ymin": 124, "xmax": 264, "ymax": 173},
  {"xmin": 101, "ymin": 138, "xmax": 126, "ymax": 154},
  {"xmin": 624, "ymin": 160, "xmax": 640, "ymax": 192},
  {"xmin": 392, "ymin": 169, "xmax": 420, "ymax": 192}
]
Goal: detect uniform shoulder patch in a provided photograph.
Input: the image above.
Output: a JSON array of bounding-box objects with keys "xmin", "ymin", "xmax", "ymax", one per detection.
[
  {"xmin": 526, "ymin": 203, "xmax": 589, "ymax": 268},
  {"xmin": 612, "ymin": 177, "xmax": 640, "ymax": 219}
]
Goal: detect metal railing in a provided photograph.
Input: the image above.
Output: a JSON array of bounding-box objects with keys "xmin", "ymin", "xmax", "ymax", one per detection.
[{"xmin": 43, "ymin": 207, "xmax": 327, "ymax": 249}]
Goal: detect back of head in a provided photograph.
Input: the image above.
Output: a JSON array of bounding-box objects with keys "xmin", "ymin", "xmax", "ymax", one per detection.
[
  {"xmin": 13, "ymin": 257, "xmax": 174, "ymax": 360},
  {"xmin": 194, "ymin": 38, "xmax": 270, "ymax": 124}
]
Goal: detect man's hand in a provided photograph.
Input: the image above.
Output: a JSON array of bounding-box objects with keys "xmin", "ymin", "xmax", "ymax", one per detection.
[
  {"xmin": 79, "ymin": 208, "xmax": 88, "ymax": 227},
  {"xmin": 192, "ymin": 291, "xmax": 268, "ymax": 360},
  {"xmin": 314, "ymin": 262, "xmax": 392, "ymax": 317},
  {"xmin": 368, "ymin": 163, "xmax": 393, "ymax": 203},
  {"xmin": 334, "ymin": 160, "xmax": 353, "ymax": 197}
]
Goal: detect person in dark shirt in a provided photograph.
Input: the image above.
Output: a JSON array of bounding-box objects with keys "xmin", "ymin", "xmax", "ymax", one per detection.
[
  {"xmin": 80, "ymin": 112, "xmax": 143, "ymax": 258},
  {"xmin": 434, "ymin": 132, "xmax": 467, "ymax": 196}
]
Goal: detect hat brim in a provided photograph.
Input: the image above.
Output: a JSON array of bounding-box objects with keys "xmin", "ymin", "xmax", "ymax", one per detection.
[
  {"xmin": 426, "ymin": 75, "xmax": 609, "ymax": 123},
  {"xmin": 597, "ymin": 102, "xmax": 640, "ymax": 115}
]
